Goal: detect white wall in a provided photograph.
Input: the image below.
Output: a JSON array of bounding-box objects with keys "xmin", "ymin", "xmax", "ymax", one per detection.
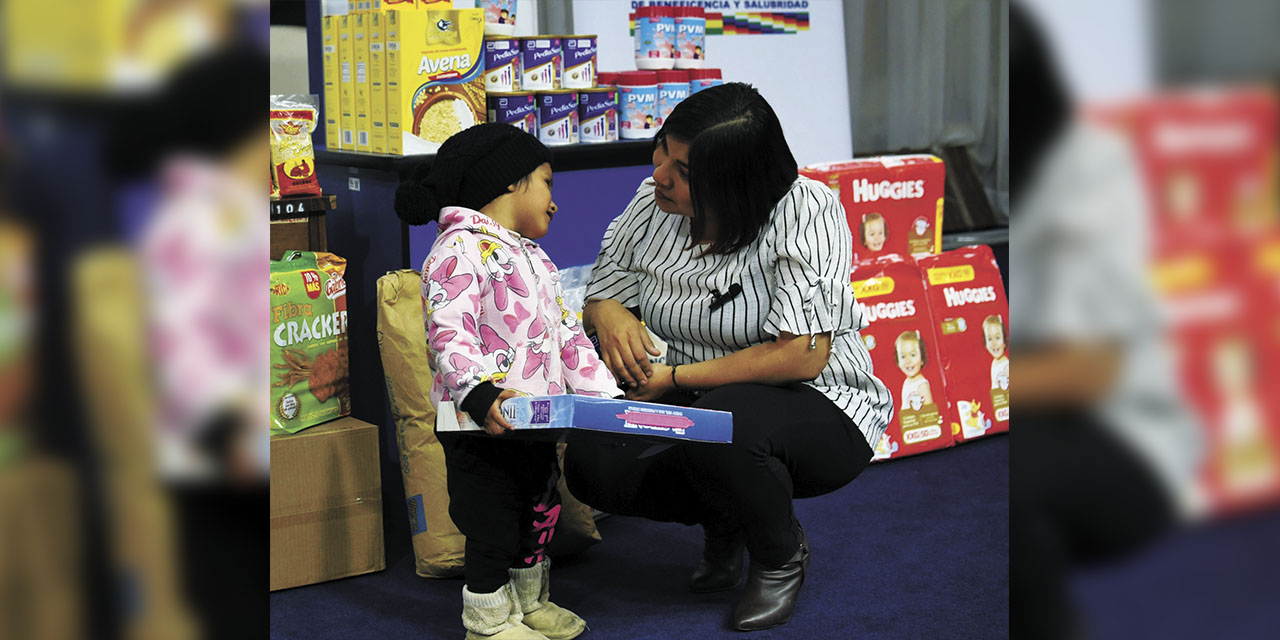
[
  {"xmin": 572, "ymin": 0, "xmax": 853, "ymax": 167},
  {"xmin": 1020, "ymin": 0, "xmax": 1153, "ymax": 101}
]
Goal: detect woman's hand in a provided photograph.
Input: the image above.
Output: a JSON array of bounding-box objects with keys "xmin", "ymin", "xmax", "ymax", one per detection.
[
  {"xmin": 461, "ymin": 388, "xmax": 523, "ymax": 436},
  {"xmin": 624, "ymin": 364, "xmax": 674, "ymax": 402},
  {"xmin": 586, "ymin": 299, "xmax": 660, "ymax": 388}
]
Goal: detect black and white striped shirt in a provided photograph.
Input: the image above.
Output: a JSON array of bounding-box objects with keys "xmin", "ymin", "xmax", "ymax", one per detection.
[{"xmin": 587, "ymin": 176, "xmax": 893, "ymax": 447}]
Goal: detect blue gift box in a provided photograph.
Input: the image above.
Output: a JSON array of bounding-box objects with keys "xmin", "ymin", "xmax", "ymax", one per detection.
[{"xmin": 436, "ymin": 395, "xmax": 733, "ymax": 444}]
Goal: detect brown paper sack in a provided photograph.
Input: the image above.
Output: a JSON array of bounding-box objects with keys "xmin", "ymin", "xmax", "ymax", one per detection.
[{"xmin": 376, "ymin": 270, "xmax": 600, "ymax": 578}]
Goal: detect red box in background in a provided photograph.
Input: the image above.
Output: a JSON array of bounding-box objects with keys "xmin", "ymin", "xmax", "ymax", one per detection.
[
  {"xmin": 1152, "ymin": 233, "xmax": 1280, "ymax": 516},
  {"xmin": 851, "ymin": 256, "xmax": 955, "ymax": 461},
  {"xmin": 1120, "ymin": 88, "xmax": 1278, "ymax": 243},
  {"xmin": 801, "ymin": 154, "xmax": 946, "ymax": 267},
  {"xmin": 918, "ymin": 245, "xmax": 1010, "ymax": 443}
]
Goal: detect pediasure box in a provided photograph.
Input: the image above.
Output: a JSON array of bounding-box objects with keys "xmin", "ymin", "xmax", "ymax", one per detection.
[
  {"xmin": 385, "ymin": 7, "xmax": 486, "ymax": 155},
  {"xmin": 800, "ymin": 155, "xmax": 946, "ymax": 267},
  {"xmin": 436, "ymin": 395, "xmax": 733, "ymax": 444},
  {"xmin": 270, "ymin": 251, "xmax": 351, "ymax": 434},
  {"xmin": 918, "ymin": 245, "xmax": 1010, "ymax": 442},
  {"xmin": 851, "ymin": 256, "xmax": 955, "ymax": 461}
]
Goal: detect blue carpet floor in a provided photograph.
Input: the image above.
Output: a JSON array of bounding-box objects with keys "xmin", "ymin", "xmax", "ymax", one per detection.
[{"xmin": 271, "ymin": 434, "xmax": 1010, "ymax": 639}]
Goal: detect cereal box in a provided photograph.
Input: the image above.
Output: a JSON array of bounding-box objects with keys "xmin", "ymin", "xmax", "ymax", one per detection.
[
  {"xmin": 354, "ymin": 13, "xmax": 372, "ymax": 152},
  {"xmin": 321, "ymin": 16, "xmax": 341, "ymax": 149},
  {"xmin": 370, "ymin": 12, "xmax": 388, "ymax": 154},
  {"xmin": 338, "ymin": 15, "xmax": 356, "ymax": 150},
  {"xmin": 385, "ymin": 7, "xmax": 486, "ymax": 154},
  {"xmin": 918, "ymin": 245, "xmax": 1010, "ymax": 442},
  {"xmin": 852, "ymin": 256, "xmax": 955, "ymax": 461},
  {"xmin": 271, "ymin": 251, "xmax": 351, "ymax": 433},
  {"xmin": 800, "ymin": 155, "xmax": 946, "ymax": 267}
]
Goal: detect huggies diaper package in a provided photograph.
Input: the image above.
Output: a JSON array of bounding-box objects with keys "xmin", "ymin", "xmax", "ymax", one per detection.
[
  {"xmin": 852, "ymin": 256, "xmax": 955, "ymax": 461},
  {"xmin": 918, "ymin": 245, "xmax": 1010, "ymax": 442},
  {"xmin": 801, "ymin": 154, "xmax": 946, "ymax": 266}
]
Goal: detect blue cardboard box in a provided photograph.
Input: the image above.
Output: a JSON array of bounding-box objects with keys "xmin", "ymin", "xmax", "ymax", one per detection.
[{"xmin": 436, "ymin": 395, "xmax": 733, "ymax": 444}]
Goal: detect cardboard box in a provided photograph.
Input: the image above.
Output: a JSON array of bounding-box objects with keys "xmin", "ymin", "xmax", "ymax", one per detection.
[
  {"xmin": 851, "ymin": 256, "xmax": 956, "ymax": 461},
  {"xmin": 801, "ymin": 155, "xmax": 946, "ymax": 266},
  {"xmin": 270, "ymin": 417, "xmax": 384, "ymax": 591},
  {"xmin": 369, "ymin": 12, "xmax": 389, "ymax": 154},
  {"xmin": 321, "ymin": 16, "xmax": 341, "ymax": 149},
  {"xmin": 918, "ymin": 245, "xmax": 1010, "ymax": 442},
  {"xmin": 386, "ymin": 7, "xmax": 486, "ymax": 154},
  {"xmin": 437, "ymin": 395, "xmax": 734, "ymax": 444},
  {"xmin": 338, "ymin": 15, "xmax": 356, "ymax": 150},
  {"xmin": 354, "ymin": 13, "xmax": 372, "ymax": 152}
]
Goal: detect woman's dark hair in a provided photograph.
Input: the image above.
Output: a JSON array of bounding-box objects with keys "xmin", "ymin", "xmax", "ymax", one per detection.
[
  {"xmin": 657, "ymin": 82, "xmax": 798, "ymax": 255},
  {"xmin": 1010, "ymin": 2, "xmax": 1072, "ymax": 207}
]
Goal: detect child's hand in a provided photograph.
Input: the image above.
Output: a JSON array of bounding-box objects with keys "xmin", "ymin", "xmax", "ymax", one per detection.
[
  {"xmin": 482, "ymin": 388, "xmax": 524, "ymax": 436},
  {"xmin": 624, "ymin": 363, "xmax": 673, "ymax": 402}
]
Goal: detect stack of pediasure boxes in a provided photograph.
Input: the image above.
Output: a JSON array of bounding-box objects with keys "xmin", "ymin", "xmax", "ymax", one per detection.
[
  {"xmin": 800, "ymin": 157, "xmax": 1011, "ymax": 463},
  {"xmin": 321, "ymin": 0, "xmax": 487, "ymax": 155}
]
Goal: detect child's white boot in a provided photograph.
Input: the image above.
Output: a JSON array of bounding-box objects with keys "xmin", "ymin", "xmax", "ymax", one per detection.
[
  {"xmin": 462, "ymin": 584, "xmax": 549, "ymax": 640},
  {"xmin": 508, "ymin": 559, "xmax": 586, "ymax": 640}
]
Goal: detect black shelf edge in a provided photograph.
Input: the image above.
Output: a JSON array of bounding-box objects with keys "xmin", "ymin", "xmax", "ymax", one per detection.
[
  {"xmin": 270, "ymin": 194, "xmax": 337, "ymax": 221},
  {"xmin": 315, "ymin": 139, "xmax": 655, "ymax": 176},
  {"xmin": 941, "ymin": 227, "xmax": 1009, "ymax": 251}
]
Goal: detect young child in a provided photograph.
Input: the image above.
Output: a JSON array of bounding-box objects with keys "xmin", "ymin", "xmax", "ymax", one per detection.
[
  {"xmin": 983, "ymin": 315, "xmax": 1010, "ymax": 391},
  {"xmin": 895, "ymin": 330, "xmax": 933, "ymax": 411},
  {"xmin": 396, "ymin": 124, "xmax": 623, "ymax": 640},
  {"xmin": 861, "ymin": 212, "xmax": 887, "ymax": 252}
]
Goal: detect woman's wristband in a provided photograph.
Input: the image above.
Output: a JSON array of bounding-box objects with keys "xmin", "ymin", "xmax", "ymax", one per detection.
[{"xmin": 671, "ymin": 364, "xmax": 684, "ymax": 391}]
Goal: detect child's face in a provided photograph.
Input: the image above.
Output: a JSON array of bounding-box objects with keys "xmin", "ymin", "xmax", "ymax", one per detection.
[
  {"xmin": 864, "ymin": 219, "xmax": 885, "ymax": 251},
  {"xmin": 897, "ymin": 340, "xmax": 922, "ymax": 377},
  {"xmin": 508, "ymin": 163, "xmax": 557, "ymax": 239},
  {"xmin": 652, "ymin": 136, "xmax": 694, "ymax": 217},
  {"xmin": 984, "ymin": 323, "xmax": 1006, "ymax": 358}
]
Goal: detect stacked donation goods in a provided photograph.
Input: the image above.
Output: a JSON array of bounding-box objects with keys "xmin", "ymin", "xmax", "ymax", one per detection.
[{"xmin": 852, "ymin": 246, "xmax": 1009, "ymax": 462}]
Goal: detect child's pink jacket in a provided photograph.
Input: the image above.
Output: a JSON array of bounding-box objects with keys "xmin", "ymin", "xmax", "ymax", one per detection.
[{"xmin": 422, "ymin": 207, "xmax": 623, "ymax": 409}]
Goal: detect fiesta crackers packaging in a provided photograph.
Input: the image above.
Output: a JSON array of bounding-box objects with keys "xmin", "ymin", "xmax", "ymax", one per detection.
[
  {"xmin": 918, "ymin": 245, "xmax": 1010, "ymax": 442},
  {"xmin": 338, "ymin": 15, "xmax": 356, "ymax": 150},
  {"xmin": 271, "ymin": 251, "xmax": 351, "ymax": 433},
  {"xmin": 322, "ymin": 16, "xmax": 341, "ymax": 149},
  {"xmin": 370, "ymin": 12, "xmax": 389, "ymax": 154},
  {"xmin": 852, "ymin": 256, "xmax": 955, "ymax": 461},
  {"xmin": 801, "ymin": 154, "xmax": 946, "ymax": 267},
  {"xmin": 385, "ymin": 7, "xmax": 486, "ymax": 154},
  {"xmin": 353, "ymin": 13, "xmax": 372, "ymax": 152}
]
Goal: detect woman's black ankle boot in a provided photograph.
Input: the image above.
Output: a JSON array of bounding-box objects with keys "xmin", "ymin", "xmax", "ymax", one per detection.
[
  {"xmin": 689, "ymin": 527, "xmax": 746, "ymax": 593},
  {"xmin": 730, "ymin": 526, "xmax": 809, "ymax": 631}
]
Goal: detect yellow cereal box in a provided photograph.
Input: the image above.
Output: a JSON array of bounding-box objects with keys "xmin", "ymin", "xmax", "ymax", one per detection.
[
  {"xmin": 339, "ymin": 15, "xmax": 356, "ymax": 150},
  {"xmin": 370, "ymin": 13, "xmax": 388, "ymax": 154},
  {"xmin": 385, "ymin": 11, "xmax": 403, "ymax": 155},
  {"xmin": 354, "ymin": 13, "xmax": 372, "ymax": 152},
  {"xmin": 386, "ymin": 8, "xmax": 486, "ymax": 154},
  {"xmin": 321, "ymin": 16, "xmax": 341, "ymax": 149}
]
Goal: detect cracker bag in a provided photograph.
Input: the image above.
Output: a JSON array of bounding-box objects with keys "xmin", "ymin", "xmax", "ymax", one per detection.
[
  {"xmin": 270, "ymin": 94, "xmax": 322, "ymax": 198},
  {"xmin": 270, "ymin": 251, "xmax": 350, "ymax": 433}
]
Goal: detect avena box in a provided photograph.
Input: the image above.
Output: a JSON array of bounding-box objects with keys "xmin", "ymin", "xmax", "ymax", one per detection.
[
  {"xmin": 321, "ymin": 16, "xmax": 341, "ymax": 149},
  {"xmin": 353, "ymin": 13, "xmax": 372, "ymax": 152},
  {"xmin": 338, "ymin": 15, "xmax": 356, "ymax": 150},
  {"xmin": 385, "ymin": 7, "xmax": 486, "ymax": 155},
  {"xmin": 918, "ymin": 245, "xmax": 1010, "ymax": 443},
  {"xmin": 852, "ymin": 256, "xmax": 955, "ymax": 461},
  {"xmin": 800, "ymin": 155, "xmax": 946, "ymax": 266},
  {"xmin": 437, "ymin": 395, "xmax": 733, "ymax": 444},
  {"xmin": 370, "ymin": 12, "xmax": 389, "ymax": 154}
]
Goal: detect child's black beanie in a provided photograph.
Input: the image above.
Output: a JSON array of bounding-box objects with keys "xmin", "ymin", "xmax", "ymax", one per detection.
[{"xmin": 395, "ymin": 123, "xmax": 550, "ymax": 225}]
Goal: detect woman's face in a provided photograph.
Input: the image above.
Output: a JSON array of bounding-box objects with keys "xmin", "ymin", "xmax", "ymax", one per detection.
[{"xmin": 652, "ymin": 136, "xmax": 694, "ymax": 217}]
